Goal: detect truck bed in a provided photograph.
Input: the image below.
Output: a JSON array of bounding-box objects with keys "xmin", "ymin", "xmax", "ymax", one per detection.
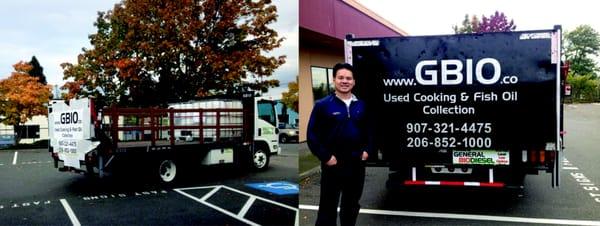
[{"xmin": 115, "ymin": 138, "xmax": 241, "ymax": 148}]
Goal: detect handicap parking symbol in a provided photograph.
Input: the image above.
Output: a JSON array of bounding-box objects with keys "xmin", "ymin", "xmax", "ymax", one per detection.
[{"xmin": 246, "ymin": 181, "xmax": 299, "ymax": 195}]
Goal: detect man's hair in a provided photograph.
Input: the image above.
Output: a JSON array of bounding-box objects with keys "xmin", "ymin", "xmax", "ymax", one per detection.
[{"xmin": 332, "ymin": 63, "xmax": 354, "ymax": 79}]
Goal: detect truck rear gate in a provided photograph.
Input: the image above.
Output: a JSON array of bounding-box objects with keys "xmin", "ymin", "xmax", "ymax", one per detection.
[{"xmin": 346, "ymin": 27, "xmax": 564, "ymax": 189}]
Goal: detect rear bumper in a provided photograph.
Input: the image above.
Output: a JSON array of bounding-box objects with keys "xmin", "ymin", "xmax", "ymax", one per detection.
[
  {"xmin": 386, "ymin": 164, "xmax": 530, "ymax": 190},
  {"xmin": 403, "ymin": 180, "xmax": 505, "ymax": 188},
  {"xmin": 52, "ymin": 155, "xmax": 96, "ymax": 175},
  {"xmin": 54, "ymin": 159, "xmax": 90, "ymax": 174}
]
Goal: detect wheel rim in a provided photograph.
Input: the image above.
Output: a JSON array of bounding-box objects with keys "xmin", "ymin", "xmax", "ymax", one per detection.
[
  {"xmin": 253, "ymin": 150, "xmax": 267, "ymax": 169},
  {"xmin": 159, "ymin": 160, "xmax": 176, "ymax": 182},
  {"xmin": 281, "ymin": 136, "xmax": 287, "ymax": 143}
]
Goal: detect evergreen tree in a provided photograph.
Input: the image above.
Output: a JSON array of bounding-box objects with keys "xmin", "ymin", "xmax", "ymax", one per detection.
[{"xmin": 29, "ymin": 56, "xmax": 47, "ymax": 85}]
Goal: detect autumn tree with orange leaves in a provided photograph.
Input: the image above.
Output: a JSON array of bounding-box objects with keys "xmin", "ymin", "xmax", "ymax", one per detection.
[
  {"xmin": 281, "ymin": 76, "xmax": 298, "ymax": 113},
  {"xmin": 62, "ymin": 0, "xmax": 285, "ymax": 108},
  {"xmin": 0, "ymin": 61, "xmax": 52, "ymax": 142}
]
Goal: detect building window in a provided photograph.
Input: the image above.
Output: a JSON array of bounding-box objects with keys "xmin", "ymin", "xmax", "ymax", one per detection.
[
  {"xmin": 15, "ymin": 125, "xmax": 40, "ymax": 139},
  {"xmin": 311, "ymin": 66, "xmax": 334, "ymax": 101}
]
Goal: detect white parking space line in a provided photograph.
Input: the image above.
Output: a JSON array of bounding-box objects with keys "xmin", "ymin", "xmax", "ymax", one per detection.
[
  {"xmin": 238, "ymin": 196, "xmax": 256, "ymax": 218},
  {"xmin": 222, "ymin": 186, "xmax": 298, "ymax": 212},
  {"xmin": 563, "ymin": 166, "xmax": 579, "ymax": 170},
  {"xmin": 12, "ymin": 152, "xmax": 17, "ymax": 165},
  {"xmin": 200, "ymin": 186, "xmax": 221, "ymax": 202},
  {"xmin": 220, "ymin": 186, "xmax": 299, "ymax": 226},
  {"xmin": 175, "ymin": 185, "xmax": 218, "ymax": 191},
  {"xmin": 299, "ymin": 205, "xmax": 600, "ymax": 226},
  {"xmin": 174, "ymin": 186, "xmax": 260, "ymax": 226},
  {"xmin": 60, "ymin": 199, "xmax": 81, "ymax": 226},
  {"xmin": 175, "ymin": 185, "xmax": 299, "ymax": 226}
]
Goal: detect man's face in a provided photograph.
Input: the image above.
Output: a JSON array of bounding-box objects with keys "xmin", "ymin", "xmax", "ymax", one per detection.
[{"xmin": 334, "ymin": 68, "xmax": 355, "ymax": 94}]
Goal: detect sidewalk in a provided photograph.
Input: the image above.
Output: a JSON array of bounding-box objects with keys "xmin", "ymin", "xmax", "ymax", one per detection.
[{"xmin": 298, "ymin": 142, "xmax": 320, "ymax": 180}]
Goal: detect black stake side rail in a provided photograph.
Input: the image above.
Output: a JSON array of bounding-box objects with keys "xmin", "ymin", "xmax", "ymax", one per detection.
[{"xmin": 102, "ymin": 106, "xmax": 245, "ymax": 149}]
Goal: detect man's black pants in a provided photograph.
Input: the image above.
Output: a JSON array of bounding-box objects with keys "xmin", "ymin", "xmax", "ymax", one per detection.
[{"xmin": 315, "ymin": 160, "xmax": 365, "ymax": 226}]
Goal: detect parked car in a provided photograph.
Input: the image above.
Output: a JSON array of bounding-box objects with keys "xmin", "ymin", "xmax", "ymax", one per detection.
[
  {"xmin": 278, "ymin": 123, "xmax": 298, "ymax": 143},
  {"xmin": 0, "ymin": 134, "xmax": 15, "ymax": 148}
]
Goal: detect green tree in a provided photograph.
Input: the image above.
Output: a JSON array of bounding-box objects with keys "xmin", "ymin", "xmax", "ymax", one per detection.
[
  {"xmin": 567, "ymin": 74, "xmax": 599, "ymax": 102},
  {"xmin": 312, "ymin": 83, "xmax": 329, "ymax": 102},
  {"xmin": 281, "ymin": 76, "xmax": 298, "ymax": 112},
  {"xmin": 453, "ymin": 14, "xmax": 479, "ymax": 34},
  {"xmin": 564, "ymin": 25, "xmax": 600, "ymax": 77},
  {"xmin": 62, "ymin": 0, "xmax": 285, "ymax": 108}
]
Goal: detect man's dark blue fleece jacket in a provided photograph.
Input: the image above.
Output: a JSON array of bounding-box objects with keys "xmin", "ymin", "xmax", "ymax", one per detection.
[{"xmin": 307, "ymin": 93, "xmax": 374, "ymax": 162}]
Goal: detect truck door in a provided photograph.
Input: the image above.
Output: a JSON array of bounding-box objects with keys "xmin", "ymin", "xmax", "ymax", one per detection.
[{"xmin": 255, "ymin": 98, "xmax": 280, "ymax": 154}]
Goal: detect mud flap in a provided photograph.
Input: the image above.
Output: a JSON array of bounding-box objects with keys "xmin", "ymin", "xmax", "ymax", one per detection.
[
  {"xmin": 552, "ymin": 138, "xmax": 562, "ymax": 188},
  {"xmin": 552, "ymin": 150, "xmax": 561, "ymax": 188}
]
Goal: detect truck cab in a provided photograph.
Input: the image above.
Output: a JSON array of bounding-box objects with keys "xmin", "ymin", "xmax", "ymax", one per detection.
[{"xmin": 255, "ymin": 97, "xmax": 281, "ymax": 156}]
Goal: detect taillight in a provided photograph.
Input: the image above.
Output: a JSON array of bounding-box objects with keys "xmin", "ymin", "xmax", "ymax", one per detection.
[
  {"xmin": 530, "ymin": 150, "xmax": 537, "ymax": 163},
  {"xmin": 548, "ymin": 151, "xmax": 556, "ymax": 162},
  {"xmin": 526, "ymin": 150, "xmax": 555, "ymax": 166}
]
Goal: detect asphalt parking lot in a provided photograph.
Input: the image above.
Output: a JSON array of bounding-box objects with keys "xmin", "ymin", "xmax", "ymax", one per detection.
[
  {"xmin": 300, "ymin": 104, "xmax": 600, "ymax": 226},
  {"xmin": 0, "ymin": 143, "xmax": 299, "ymax": 225}
]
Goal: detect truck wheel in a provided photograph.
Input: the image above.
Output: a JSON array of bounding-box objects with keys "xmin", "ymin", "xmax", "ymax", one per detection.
[
  {"xmin": 158, "ymin": 159, "xmax": 177, "ymax": 183},
  {"xmin": 252, "ymin": 148, "xmax": 270, "ymax": 171},
  {"xmin": 280, "ymin": 135, "xmax": 288, "ymax": 143}
]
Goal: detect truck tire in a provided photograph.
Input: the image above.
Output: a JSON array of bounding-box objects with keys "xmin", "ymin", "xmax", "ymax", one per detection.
[
  {"xmin": 252, "ymin": 148, "xmax": 270, "ymax": 171},
  {"xmin": 157, "ymin": 159, "xmax": 177, "ymax": 183},
  {"xmin": 280, "ymin": 135, "xmax": 288, "ymax": 143}
]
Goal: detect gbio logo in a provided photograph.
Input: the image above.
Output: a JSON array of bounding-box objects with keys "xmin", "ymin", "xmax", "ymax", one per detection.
[
  {"xmin": 60, "ymin": 112, "xmax": 79, "ymax": 124},
  {"xmin": 415, "ymin": 58, "xmax": 502, "ymax": 85}
]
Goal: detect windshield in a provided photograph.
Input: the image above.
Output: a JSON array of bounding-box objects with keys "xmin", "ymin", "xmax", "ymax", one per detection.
[{"xmin": 257, "ymin": 100, "xmax": 277, "ymax": 127}]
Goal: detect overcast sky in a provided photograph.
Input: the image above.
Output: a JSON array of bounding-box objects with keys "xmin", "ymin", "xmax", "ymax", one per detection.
[
  {"xmin": 358, "ymin": 0, "xmax": 600, "ymax": 36},
  {"xmin": 0, "ymin": 0, "xmax": 297, "ymax": 99}
]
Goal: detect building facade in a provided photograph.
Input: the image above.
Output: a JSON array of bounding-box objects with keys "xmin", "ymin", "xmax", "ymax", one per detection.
[
  {"xmin": 0, "ymin": 115, "xmax": 49, "ymax": 144},
  {"xmin": 299, "ymin": 0, "xmax": 406, "ymax": 141}
]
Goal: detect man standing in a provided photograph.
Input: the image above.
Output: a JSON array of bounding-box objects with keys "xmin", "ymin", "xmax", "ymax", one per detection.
[{"xmin": 307, "ymin": 63, "xmax": 373, "ymax": 226}]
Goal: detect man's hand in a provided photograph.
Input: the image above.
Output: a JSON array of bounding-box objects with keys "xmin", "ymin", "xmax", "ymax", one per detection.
[
  {"xmin": 326, "ymin": 155, "xmax": 337, "ymax": 166},
  {"xmin": 361, "ymin": 151, "xmax": 369, "ymax": 161}
]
